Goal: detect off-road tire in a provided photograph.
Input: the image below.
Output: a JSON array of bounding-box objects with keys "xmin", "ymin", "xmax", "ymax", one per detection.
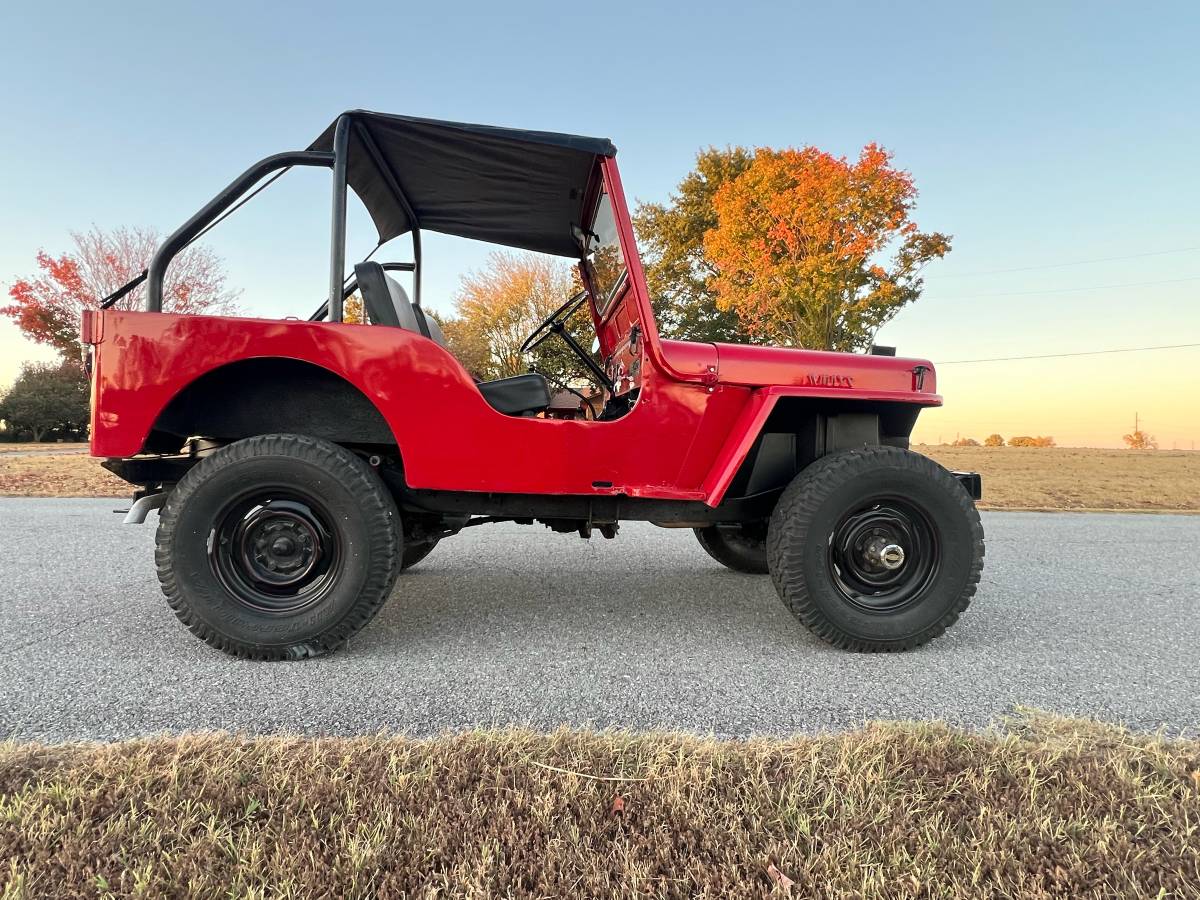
[
  {"xmin": 401, "ymin": 539, "xmax": 438, "ymax": 571},
  {"xmin": 767, "ymin": 446, "xmax": 984, "ymax": 651},
  {"xmin": 694, "ymin": 524, "xmax": 769, "ymax": 574},
  {"xmin": 155, "ymin": 434, "xmax": 402, "ymax": 660}
]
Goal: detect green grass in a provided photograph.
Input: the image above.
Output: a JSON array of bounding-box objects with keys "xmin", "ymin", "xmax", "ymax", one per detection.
[{"xmin": 2, "ymin": 713, "xmax": 1198, "ymax": 898}]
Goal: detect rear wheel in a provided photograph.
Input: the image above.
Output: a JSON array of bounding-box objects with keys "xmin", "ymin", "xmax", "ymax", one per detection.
[
  {"xmin": 694, "ymin": 523, "xmax": 769, "ymax": 574},
  {"xmin": 155, "ymin": 434, "xmax": 402, "ymax": 659},
  {"xmin": 766, "ymin": 446, "xmax": 984, "ymax": 651},
  {"xmin": 401, "ymin": 539, "xmax": 438, "ymax": 571}
]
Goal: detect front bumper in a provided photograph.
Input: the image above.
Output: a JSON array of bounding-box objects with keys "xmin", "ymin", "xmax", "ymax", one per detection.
[{"xmin": 952, "ymin": 471, "xmax": 982, "ymax": 501}]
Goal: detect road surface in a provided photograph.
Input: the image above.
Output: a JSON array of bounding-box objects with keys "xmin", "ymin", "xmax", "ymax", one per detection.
[{"xmin": 1, "ymin": 498, "xmax": 1196, "ymax": 741}]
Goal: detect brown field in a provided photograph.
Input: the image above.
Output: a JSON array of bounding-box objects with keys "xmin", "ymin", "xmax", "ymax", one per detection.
[
  {"xmin": 1, "ymin": 444, "xmax": 1197, "ymax": 511},
  {"xmin": 0, "ymin": 442, "xmax": 90, "ymax": 454},
  {"xmin": 0, "ymin": 453, "xmax": 127, "ymax": 498},
  {"xmin": 1, "ymin": 715, "xmax": 1196, "ymax": 898},
  {"xmin": 919, "ymin": 445, "xmax": 1200, "ymax": 512}
]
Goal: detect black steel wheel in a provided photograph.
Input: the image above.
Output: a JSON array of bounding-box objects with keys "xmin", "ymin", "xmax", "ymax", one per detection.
[
  {"xmin": 694, "ymin": 522, "xmax": 769, "ymax": 574},
  {"xmin": 210, "ymin": 494, "xmax": 342, "ymax": 613},
  {"xmin": 156, "ymin": 434, "xmax": 402, "ymax": 659},
  {"xmin": 767, "ymin": 446, "xmax": 984, "ymax": 652},
  {"xmin": 826, "ymin": 498, "xmax": 938, "ymax": 611}
]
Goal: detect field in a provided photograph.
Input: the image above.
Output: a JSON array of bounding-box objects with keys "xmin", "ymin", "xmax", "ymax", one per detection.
[
  {"xmin": 1, "ymin": 714, "xmax": 1197, "ymax": 898},
  {"xmin": 1, "ymin": 443, "xmax": 1197, "ymax": 511},
  {"xmin": 919, "ymin": 445, "xmax": 1200, "ymax": 512}
]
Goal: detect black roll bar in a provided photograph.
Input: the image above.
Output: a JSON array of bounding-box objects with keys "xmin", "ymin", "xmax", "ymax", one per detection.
[
  {"xmin": 144, "ymin": 111, "xmax": 425, "ymax": 325},
  {"xmin": 143, "ymin": 150, "xmax": 334, "ymax": 313},
  {"xmin": 327, "ymin": 116, "xmax": 351, "ymax": 323},
  {"xmin": 353, "ymin": 121, "xmax": 427, "ymax": 334}
]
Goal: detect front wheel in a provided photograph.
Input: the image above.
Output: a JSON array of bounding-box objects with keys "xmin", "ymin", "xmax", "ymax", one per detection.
[
  {"xmin": 767, "ymin": 446, "xmax": 984, "ymax": 652},
  {"xmin": 155, "ymin": 434, "xmax": 402, "ymax": 660}
]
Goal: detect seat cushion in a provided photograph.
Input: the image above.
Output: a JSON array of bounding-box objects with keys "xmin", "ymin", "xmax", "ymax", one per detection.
[{"xmin": 478, "ymin": 373, "xmax": 551, "ymax": 416}]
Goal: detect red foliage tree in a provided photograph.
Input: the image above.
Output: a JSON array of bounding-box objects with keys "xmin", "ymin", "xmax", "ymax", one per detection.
[{"xmin": 3, "ymin": 226, "xmax": 238, "ymax": 357}]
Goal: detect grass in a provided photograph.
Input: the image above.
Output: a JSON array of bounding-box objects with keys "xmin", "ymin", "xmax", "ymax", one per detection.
[
  {"xmin": 1, "ymin": 443, "xmax": 1198, "ymax": 512},
  {"xmin": 0, "ymin": 453, "xmax": 127, "ymax": 498},
  {"xmin": 919, "ymin": 445, "xmax": 1200, "ymax": 511},
  {"xmin": 1, "ymin": 714, "xmax": 1197, "ymax": 898}
]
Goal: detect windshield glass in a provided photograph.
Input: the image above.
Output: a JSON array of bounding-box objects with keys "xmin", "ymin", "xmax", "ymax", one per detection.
[{"xmin": 585, "ymin": 187, "xmax": 627, "ymax": 315}]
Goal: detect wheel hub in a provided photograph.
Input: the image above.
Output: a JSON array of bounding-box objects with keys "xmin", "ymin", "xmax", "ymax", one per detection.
[
  {"xmin": 243, "ymin": 510, "xmax": 319, "ymax": 586},
  {"xmin": 210, "ymin": 495, "xmax": 340, "ymax": 613},
  {"xmin": 827, "ymin": 499, "xmax": 938, "ymax": 611}
]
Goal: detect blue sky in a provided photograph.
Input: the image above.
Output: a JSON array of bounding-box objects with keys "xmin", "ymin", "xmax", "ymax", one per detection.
[{"xmin": 2, "ymin": 1, "xmax": 1197, "ymax": 446}]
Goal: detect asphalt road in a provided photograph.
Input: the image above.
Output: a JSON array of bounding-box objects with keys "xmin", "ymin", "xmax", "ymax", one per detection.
[{"xmin": 1, "ymin": 498, "xmax": 1196, "ymax": 742}]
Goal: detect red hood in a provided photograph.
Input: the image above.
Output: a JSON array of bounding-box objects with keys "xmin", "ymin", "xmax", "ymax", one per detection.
[{"xmin": 715, "ymin": 342, "xmax": 936, "ymax": 397}]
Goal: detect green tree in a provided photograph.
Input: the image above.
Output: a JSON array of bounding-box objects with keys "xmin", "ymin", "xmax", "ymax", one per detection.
[
  {"xmin": 633, "ymin": 147, "xmax": 754, "ymax": 342},
  {"xmin": 0, "ymin": 361, "xmax": 90, "ymax": 442}
]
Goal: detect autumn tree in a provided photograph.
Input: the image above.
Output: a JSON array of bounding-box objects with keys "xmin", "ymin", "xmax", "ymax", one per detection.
[
  {"xmin": 452, "ymin": 251, "xmax": 593, "ymax": 384},
  {"xmin": 343, "ymin": 293, "xmax": 365, "ymax": 325},
  {"xmin": 1123, "ymin": 430, "xmax": 1157, "ymax": 450},
  {"xmin": 633, "ymin": 147, "xmax": 753, "ymax": 342},
  {"xmin": 0, "ymin": 361, "xmax": 89, "ymax": 442},
  {"xmin": 1009, "ymin": 436, "xmax": 1056, "ymax": 448},
  {"xmin": 3, "ymin": 226, "xmax": 238, "ymax": 357},
  {"xmin": 983, "ymin": 433, "xmax": 1005, "ymax": 447},
  {"xmin": 426, "ymin": 309, "xmax": 493, "ymax": 381},
  {"xmin": 952, "ymin": 437, "xmax": 980, "ymax": 447},
  {"xmin": 704, "ymin": 145, "xmax": 950, "ymax": 350}
]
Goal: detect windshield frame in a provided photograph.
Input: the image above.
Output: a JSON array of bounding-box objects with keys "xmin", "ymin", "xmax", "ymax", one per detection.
[{"xmin": 581, "ymin": 181, "xmax": 629, "ymax": 318}]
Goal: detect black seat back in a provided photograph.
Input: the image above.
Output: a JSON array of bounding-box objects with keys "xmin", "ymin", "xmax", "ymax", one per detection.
[{"xmin": 354, "ymin": 262, "xmax": 421, "ymax": 332}]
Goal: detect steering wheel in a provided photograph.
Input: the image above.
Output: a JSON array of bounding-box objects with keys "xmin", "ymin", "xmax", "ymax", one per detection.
[
  {"xmin": 519, "ymin": 289, "xmax": 589, "ymax": 354},
  {"xmin": 518, "ymin": 288, "xmax": 614, "ymax": 392}
]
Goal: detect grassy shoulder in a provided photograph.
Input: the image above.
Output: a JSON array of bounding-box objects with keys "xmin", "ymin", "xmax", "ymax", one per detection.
[
  {"xmin": 1, "ymin": 443, "xmax": 1198, "ymax": 512},
  {"xmin": 1, "ymin": 715, "xmax": 1197, "ymax": 898}
]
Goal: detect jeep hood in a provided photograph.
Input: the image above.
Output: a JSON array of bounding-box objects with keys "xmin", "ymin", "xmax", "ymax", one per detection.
[{"xmin": 713, "ymin": 342, "xmax": 938, "ymax": 400}]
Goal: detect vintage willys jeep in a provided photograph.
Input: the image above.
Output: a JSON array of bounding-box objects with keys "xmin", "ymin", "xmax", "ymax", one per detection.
[{"xmin": 84, "ymin": 111, "xmax": 984, "ymax": 659}]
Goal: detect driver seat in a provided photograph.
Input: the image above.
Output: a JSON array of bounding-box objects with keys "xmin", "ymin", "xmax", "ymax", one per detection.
[{"xmin": 354, "ymin": 262, "xmax": 551, "ymax": 417}]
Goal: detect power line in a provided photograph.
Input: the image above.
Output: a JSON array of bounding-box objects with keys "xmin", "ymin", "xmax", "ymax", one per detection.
[
  {"xmin": 940, "ymin": 342, "xmax": 1200, "ymax": 364},
  {"xmin": 929, "ymin": 274, "xmax": 1200, "ymax": 301},
  {"xmin": 937, "ymin": 245, "xmax": 1200, "ymax": 278}
]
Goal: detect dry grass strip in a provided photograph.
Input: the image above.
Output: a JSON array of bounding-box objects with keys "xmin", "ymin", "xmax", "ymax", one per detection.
[{"xmin": 2, "ymin": 713, "xmax": 1198, "ymax": 898}]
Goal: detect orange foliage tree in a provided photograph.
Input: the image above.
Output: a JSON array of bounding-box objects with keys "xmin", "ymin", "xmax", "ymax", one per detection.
[
  {"xmin": 449, "ymin": 252, "xmax": 591, "ymax": 384},
  {"xmin": 3, "ymin": 226, "xmax": 238, "ymax": 357},
  {"xmin": 704, "ymin": 145, "xmax": 950, "ymax": 350},
  {"xmin": 1009, "ymin": 436, "xmax": 1056, "ymax": 448},
  {"xmin": 983, "ymin": 434, "xmax": 1005, "ymax": 447},
  {"xmin": 1122, "ymin": 430, "xmax": 1157, "ymax": 450}
]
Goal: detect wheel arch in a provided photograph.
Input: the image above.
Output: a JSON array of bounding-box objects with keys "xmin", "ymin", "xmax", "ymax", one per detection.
[
  {"xmin": 702, "ymin": 392, "xmax": 933, "ymax": 506},
  {"xmin": 143, "ymin": 356, "xmax": 400, "ymax": 455}
]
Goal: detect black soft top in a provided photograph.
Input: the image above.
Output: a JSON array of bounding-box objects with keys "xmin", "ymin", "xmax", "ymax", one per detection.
[{"xmin": 310, "ymin": 110, "xmax": 617, "ymax": 257}]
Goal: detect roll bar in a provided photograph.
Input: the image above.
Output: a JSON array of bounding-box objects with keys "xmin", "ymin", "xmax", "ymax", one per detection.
[
  {"xmin": 144, "ymin": 151, "xmax": 334, "ymax": 313},
  {"xmin": 144, "ymin": 113, "xmax": 424, "ymax": 325}
]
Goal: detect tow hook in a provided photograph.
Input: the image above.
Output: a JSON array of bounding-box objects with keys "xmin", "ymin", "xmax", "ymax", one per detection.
[{"xmin": 120, "ymin": 489, "xmax": 167, "ymax": 524}]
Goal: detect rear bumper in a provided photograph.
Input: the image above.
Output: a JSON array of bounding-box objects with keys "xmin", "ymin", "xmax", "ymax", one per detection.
[{"xmin": 952, "ymin": 471, "xmax": 982, "ymax": 501}]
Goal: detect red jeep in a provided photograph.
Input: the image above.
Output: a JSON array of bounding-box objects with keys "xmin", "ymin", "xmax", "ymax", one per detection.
[{"xmin": 84, "ymin": 111, "xmax": 984, "ymax": 660}]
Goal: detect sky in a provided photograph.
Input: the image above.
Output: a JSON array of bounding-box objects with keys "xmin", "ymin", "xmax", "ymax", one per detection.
[{"xmin": 1, "ymin": 1, "xmax": 1197, "ymax": 448}]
